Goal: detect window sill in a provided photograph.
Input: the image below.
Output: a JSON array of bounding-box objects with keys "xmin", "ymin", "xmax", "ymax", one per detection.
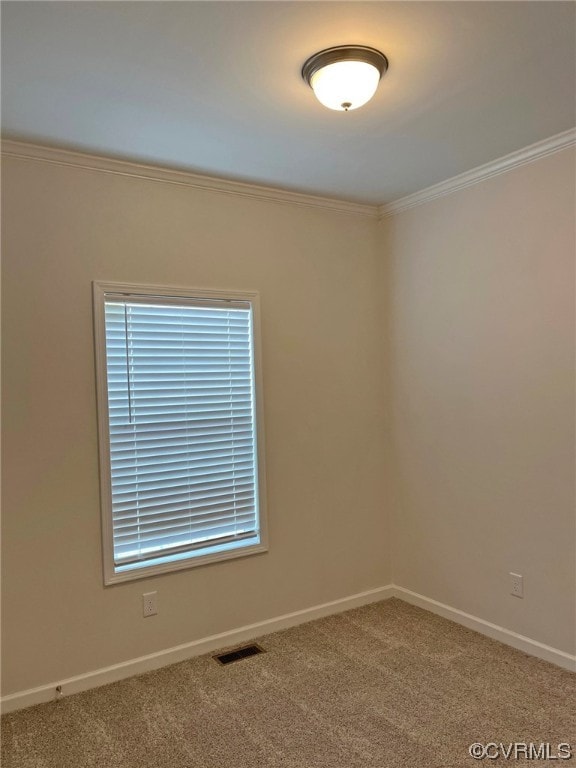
[{"xmin": 104, "ymin": 539, "xmax": 268, "ymax": 585}]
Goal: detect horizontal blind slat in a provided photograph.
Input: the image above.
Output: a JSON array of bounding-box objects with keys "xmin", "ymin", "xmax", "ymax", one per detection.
[
  {"xmin": 110, "ymin": 467, "xmax": 255, "ymax": 493},
  {"xmin": 113, "ymin": 500, "xmax": 256, "ymax": 526},
  {"xmin": 114, "ymin": 531, "xmax": 257, "ymax": 565},
  {"xmin": 116, "ymin": 514, "xmax": 257, "ymax": 540},
  {"xmin": 112, "ymin": 489, "xmax": 255, "ymax": 516},
  {"xmin": 115, "ymin": 513, "xmax": 257, "ymax": 539}
]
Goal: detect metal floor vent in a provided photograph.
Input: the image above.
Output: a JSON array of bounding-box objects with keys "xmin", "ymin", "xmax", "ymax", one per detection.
[{"xmin": 213, "ymin": 643, "xmax": 265, "ymax": 666}]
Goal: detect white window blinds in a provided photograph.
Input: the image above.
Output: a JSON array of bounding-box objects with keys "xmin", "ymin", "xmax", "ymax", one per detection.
[{"xmin": 97, "ymin": 288, "xmax": 265, "ymax": 579}]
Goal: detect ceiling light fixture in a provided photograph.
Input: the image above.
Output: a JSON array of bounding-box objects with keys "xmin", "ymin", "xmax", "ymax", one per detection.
[{"xmin": 302, "ymin": 45, "xmax": 388, "ymax": 112}]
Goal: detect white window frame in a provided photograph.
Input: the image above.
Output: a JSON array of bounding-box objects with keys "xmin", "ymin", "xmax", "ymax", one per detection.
[{"xmin": 93, "ymin": 281, "xmax": 268, "ymax": 585}]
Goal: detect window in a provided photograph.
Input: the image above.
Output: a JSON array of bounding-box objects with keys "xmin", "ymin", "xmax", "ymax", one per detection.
[{"xmin": 93, "ymin": 282, "xmax": 267, "ymax": 584}]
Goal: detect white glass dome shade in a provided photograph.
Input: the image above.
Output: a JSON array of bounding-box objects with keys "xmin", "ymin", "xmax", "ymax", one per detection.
[{"xmin": 302, "ymin": 46, "xmax": 388, "ymax": 112}]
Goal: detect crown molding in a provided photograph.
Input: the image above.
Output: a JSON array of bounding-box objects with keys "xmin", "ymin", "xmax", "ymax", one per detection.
[
  {"xmin": 3, "ymin": 129, "xmax": 574, "ymax": 222},
  {"xmin": 379, "ymin": 127, "xmax": 576, "ymax": 219},
  {"xmin": 0, "ymin": 139, "xmax": 379, "ymax": 219}
]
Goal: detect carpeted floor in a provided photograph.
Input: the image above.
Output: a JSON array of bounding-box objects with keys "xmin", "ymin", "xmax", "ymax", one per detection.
[{"xmin": 2, "ymin": 598, "xmax": 575, "ymax": 767}]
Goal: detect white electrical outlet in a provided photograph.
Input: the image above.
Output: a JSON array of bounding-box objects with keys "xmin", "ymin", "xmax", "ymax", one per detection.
[
  {"xmin": 143, "ymin": 591, "xmax": 158, "ymax": 617},
  {"xmin": 510, "ymin": 573, "xmax": 524, "ymax": 599}
]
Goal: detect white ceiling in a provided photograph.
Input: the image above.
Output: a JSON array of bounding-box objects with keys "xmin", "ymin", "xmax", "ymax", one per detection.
[{"xmin": 2, "ymin": 1, "xmax": 575, "ymax": 205}]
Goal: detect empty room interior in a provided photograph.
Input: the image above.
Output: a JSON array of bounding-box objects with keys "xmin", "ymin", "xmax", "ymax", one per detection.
[{"xmin": 1, "ymin": 1, "xmax": 575, "ymax": 765}]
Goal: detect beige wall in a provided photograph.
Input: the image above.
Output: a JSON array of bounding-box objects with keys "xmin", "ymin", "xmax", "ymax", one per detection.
[
  {"xmin": 1, "ymin": 157, "xmax": 389, "ymax": 695},
  {"xmin": 380, "ymin": 148, "xmax": 576, "ymax": 655},
  {"xmin": 2, "ymin": 144, "xmax": 575, "ymax": 698}
]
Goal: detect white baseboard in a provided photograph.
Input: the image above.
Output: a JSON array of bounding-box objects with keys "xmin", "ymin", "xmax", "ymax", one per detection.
[
  {"xmin": 0, "ymin": 585, "xmax": 394, "ymax": 714},
  {"xmin": 3, "ymin": 583, "xmax": 574, "ymax": 714},
  {"xmin": 391, "ymin": 586, "xmax": 576, "ymax": 673}
]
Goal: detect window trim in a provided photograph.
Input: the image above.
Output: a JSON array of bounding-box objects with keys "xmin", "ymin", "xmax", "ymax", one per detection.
[{"xmin": 93, "ymin": 281, "xmax": 268, "ymax": 585}]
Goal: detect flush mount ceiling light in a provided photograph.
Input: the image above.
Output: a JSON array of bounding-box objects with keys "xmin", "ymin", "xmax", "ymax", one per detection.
[{"xmin": 302, "ymin": 45, "xmax": 388, "ymax": 112}]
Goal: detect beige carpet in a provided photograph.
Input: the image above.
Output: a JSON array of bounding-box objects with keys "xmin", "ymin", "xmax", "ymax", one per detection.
[{"xmin": 2, "ymin": 598, "xmax": 575, "ymax": 767}]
